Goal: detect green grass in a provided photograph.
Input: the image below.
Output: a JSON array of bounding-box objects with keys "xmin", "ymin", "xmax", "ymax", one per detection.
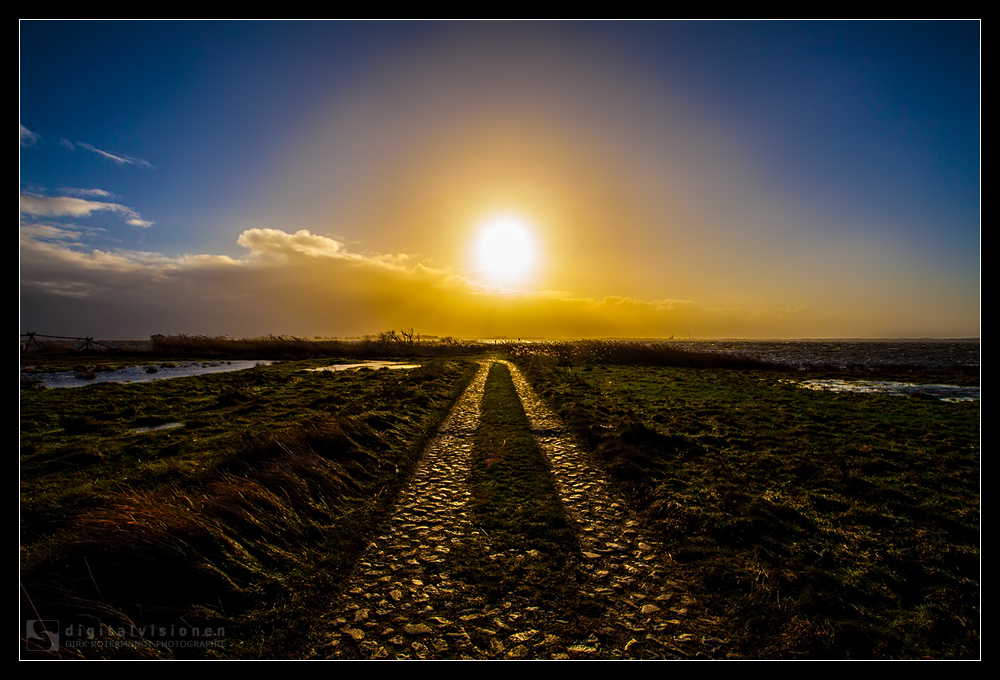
[
  {"xmin": 512, "ymin": 356, "xmax": 979, "ymax": 659},
  {"xmin": 453, "ymin": 362, "xmax": 579, "ymax": 599}
]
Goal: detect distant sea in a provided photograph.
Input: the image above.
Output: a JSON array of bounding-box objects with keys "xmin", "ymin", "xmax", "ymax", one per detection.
[{"xmin": 664, "ymin": 339, "xmax": 980, "ymax": 374}]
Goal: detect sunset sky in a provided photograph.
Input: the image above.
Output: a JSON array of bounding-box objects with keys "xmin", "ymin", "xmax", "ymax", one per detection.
[{"xmin": 19, "ymin": 21, "xmax": 980, "ymax": 339}]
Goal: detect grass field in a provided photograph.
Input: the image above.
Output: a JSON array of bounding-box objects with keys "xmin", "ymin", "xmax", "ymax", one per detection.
[
  {"xmin": 510, "ymin": 353, "xmax": 980, "ymax": 658},
  {"xmin": 20, "ymin": 340, "xmax": 979, "ymax": 658}
]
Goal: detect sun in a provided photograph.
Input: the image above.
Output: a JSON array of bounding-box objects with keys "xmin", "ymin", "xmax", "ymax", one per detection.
[{"xmin": 473, "ymin": 214, "xmax": 538, "ymax": 287}]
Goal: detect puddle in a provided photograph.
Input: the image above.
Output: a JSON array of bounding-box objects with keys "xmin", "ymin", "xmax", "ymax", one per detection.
[
  {"xmin": 307, "ymin": 361, "xmax": 421, "ymax": 373},
  {"xmin": 23, "ymin": 360, "xmax": 274, "ymax": 389},
  {"xmin": 134, "ymin": 422, "xmax": 183, "ymax": 434},
  {"xmin": 791, "ymin": 379, "xmax": 979, "ymax": 402}
]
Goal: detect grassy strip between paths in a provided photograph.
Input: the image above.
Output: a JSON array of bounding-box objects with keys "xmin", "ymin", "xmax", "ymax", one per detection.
[
  {"xmin": 441, "ymin": 362, "xmax": 620, "ymax": 653},
  {"xmin": 512, "ymin": 355, "xmax": 979, "ymax": 659},
  {"xmin": 458, "ymin": 362, "xmax": 578, "ymax": 595},
  {"xmin": 21, "ymin": 358, "xmax": 479, "ymax": 659}
]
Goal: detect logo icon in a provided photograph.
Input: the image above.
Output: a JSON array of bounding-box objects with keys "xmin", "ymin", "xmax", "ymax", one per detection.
[{"xmin": 25, "ymin": 620, "xmax": 60, "ymax": 651}]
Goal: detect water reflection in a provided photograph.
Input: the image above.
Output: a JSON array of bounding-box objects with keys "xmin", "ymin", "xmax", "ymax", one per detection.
[
  {"xmin": 791, "ymin": 379, "xmax": 979, "ymax": 402},
  {"xmin": 307, "ymin": 361, "xmax": 420, "ymax": 372},
  {"xmin": 23, "ymin": 360, "xmax": 273, "ymax": 390}
]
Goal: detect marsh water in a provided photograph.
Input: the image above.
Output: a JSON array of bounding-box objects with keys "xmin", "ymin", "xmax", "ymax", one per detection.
[
  {"xmin": 20, "ymin": 359, "xmax": 427, "ymax": 390},
  {"xmin": 22, "ymin": 360, "xmax": 274, "ymax": 390},
  {"xmin": 672, "ymin": 340, "xmax": 980, "ymax": 401},
  {"xmin": 790, "ymin": 378, "xmax": 979, "ymax": 401},
  {"xmin": 306, "ymin": 361, "xmax": 420, "ymax": 373}
]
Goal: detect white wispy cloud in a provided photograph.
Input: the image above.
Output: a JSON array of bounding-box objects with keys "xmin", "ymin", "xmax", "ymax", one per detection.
[
  {"xmin": 20, "ymin": 195, "xmax": 116, "ymax": 218},
  {"xmin": 19, "ymin": 222, "xmax": 88, "ymax": 245},
  {"xmin": 20, "ymin": 125, "xmax": 40, "ymax": 146},
  {"xmin": 60, "ymin": 187, "xmax": 116, "ymax": 199},
  {"xmin": 76, "ymin": 142, "xmax": 154, "ymax": 169},
  {"xmin": 19, "ymin": 193, "xmax": 154, "ymax": 228}
]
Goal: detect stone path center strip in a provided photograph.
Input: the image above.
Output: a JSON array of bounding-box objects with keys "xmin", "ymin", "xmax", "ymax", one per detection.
[{"xmin": 316, "ymin": 359, "xmax": 719, "ymax": 659}]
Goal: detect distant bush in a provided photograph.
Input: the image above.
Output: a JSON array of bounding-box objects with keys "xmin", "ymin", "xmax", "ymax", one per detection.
[{"xmin": 504, "ymin": 339, "xmax": 775, "ymax": 370}]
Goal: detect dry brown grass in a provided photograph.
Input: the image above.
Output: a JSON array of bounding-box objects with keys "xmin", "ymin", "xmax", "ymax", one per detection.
[{"xmin": 22, "ymin": 417, "xmax": 403, "ymax": 657}]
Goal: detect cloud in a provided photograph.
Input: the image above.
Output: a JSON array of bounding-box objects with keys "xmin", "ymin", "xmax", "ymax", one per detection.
[
  {"xmin": 20, "ymin": 195, "xmax": 116, "ymax": 218},
  {"xmin": 60, "ymin": 187, "xmax": 116, "ymax": 199},
  {"xmin": 28, "ymin": 280, "xmax": 94, "ymax": 300},
  {"xmin": 75, "ymin": 142, "xmax": 154, "ymax": 169},
  {"xmin": 234, "ymin": 228, "xmax": 418, "ymax": 271},
  {"xmin": 19, "ymin": 222, "xmax": 88, "ymax": 245},
  {"xmin": 19, "ymin": 193, "xmax": 154, "ymax": 228},
  {"xmin": 237, "ymin": 228, "xmax": 350, "ymax": 260},
  {"xmin": 20, "ymin": 224, "xmax": 860, "ymax": 339},
  {"xmin": 20, "ymin": 125, "xmax": 40, "ymax": 146}
]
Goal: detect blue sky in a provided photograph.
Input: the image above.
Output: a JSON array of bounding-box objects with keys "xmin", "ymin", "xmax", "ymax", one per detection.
[{"xmin": 19, "ymin": 20, "xmax": 980, "ymax": 339}]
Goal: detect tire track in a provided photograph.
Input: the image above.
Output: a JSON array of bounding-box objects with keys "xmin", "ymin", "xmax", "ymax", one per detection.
[
  {"xmin": 316, "ymin": 361, "xmax": 489, "ymax": 659},
  {"xmin": 501, "ymin": 360, "xmax": 724, "ymax": 659},
  {"xmin": 316, "ymin": 359, "xmax": 722, "ymax": 659}
]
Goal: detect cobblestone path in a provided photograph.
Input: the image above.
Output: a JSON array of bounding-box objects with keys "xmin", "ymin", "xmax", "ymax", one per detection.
[{"xmin": 316, "ymin": 360, "xmax": 723, "ymax": 660}]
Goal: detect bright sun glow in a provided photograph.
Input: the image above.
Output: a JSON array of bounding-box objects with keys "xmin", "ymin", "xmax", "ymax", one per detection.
[{"xmin": 474, "ymin": 215, "xmax": 538, "ymax": 287}]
